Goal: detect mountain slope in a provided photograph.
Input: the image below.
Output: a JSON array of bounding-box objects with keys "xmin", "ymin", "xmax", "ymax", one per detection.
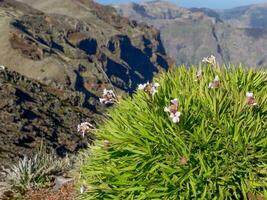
[
  {"xmin": 115, "ymin": 1, "xmax": 267, "ymax": 68},
  {"xmin": 0, "ymin": 0, "xmax": 171, "ymax": 107}
]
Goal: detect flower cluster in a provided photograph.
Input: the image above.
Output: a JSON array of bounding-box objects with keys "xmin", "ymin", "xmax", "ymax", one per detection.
[
  {"xmin": 77, "ymin": 122, "xmax": 94, "ymax": 137},
  {"xmin": 0, "ymin": 65, "xmax": 5, "ymax": 70},
  {"xmin": 246, "ymin": 92, "xmax": 257, "ymax": 106},
  {"xmin": 202, "ymin": 55, "xmax": 217, "ymax": 67},
  {"xmin": 99, "ymin": 89, "xmax": 116, "ymax": 105},
  {"xmin": 208, "ymin": 75, "xmax": 220, "ymax": 89},
  {"xmin": 138, "ymin": 82, "xmax": 159, "ymax": 96},
  {"xmin": 164, "ymin": 98, "xmax": 181, "ymax": 123}
]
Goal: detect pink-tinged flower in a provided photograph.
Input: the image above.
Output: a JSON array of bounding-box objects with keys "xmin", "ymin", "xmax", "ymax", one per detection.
[
  {"xmin": 195, "ymin": 70, "xmax": 203, "ymax": 81},
  {"xmin": 164, "ymin": 98, "xmax": 181, "ymax": 123},
  {"xmin": 99, "ymin": 89, "xmax": 116, "ymax": 105},
  {"xmin": 208, "ymin": 75, "xmax": 220, "ymax": 89},
  {"xmin": 246, "ymin": 92, "xmax": 257, "ymax": 106},
  {"xmin": 138, "ymin": 82, "xmax": 159, "ymax": 95},
  {"xmin": 77, "ymin": 122, "xmax": 94, "ymax": 137},
  {"xmin": 202, "ymin": 55, "xmax": 217, "ymax": 67}
]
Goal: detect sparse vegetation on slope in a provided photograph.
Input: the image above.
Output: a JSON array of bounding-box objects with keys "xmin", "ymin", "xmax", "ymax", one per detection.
[
  {"xmin": 1, "ymin": 146, "xmax": 72, "ymax": 193},
  {"xmin": 0, "ymin": 145, "xmax": 76, "ymax": 200},
  {"xmin": 78, "ymin": 65, "xmax": 267, "ymax": 199}
]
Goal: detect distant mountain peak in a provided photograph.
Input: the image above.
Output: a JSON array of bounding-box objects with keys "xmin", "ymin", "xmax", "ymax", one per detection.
[
  {"xmin": 144, "ymin": 0, "xmax": 176, "ymax": 5},
  {"xmin": 116, "ymin": 0, "xmax": 216, "ymax": 22}
]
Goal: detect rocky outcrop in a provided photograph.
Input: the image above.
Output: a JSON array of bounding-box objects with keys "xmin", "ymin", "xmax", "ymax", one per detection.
[
  {"xmin": 0, "ymin": 67, "xmax": 96, "ymax": 169},
  {"xmin": 9, "ymin": 32, "xmax": 43, "ymax": 60}
]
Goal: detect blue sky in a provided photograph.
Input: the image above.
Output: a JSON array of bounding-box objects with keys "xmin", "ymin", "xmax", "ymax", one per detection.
[{"xmin": 96, "ymin": 0, "xmax": 267, "ymax": 9}]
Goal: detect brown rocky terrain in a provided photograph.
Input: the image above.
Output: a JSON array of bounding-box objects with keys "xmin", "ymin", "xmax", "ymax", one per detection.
[
  {"xmin": 115, "ymin": 0, "xmax": 267, "ymax": 68},
  {"xmin": 0, "ymin": 67, "xmax": 97, "ymax": 170}
]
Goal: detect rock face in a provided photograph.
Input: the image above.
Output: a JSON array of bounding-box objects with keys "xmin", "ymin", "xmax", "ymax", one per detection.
[
  {"xmin": 0, "ymin": 67, "xmax": 96, "ymax": 169},
  {"xmin": 116, "ymin": 1, "xmax": 267, "ymax": 68},
  {"xmin": 0, "ymin": 0, "xmax": 171, "ymax": 103}
]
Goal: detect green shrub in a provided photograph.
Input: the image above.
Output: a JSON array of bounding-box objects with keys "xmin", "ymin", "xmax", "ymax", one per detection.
[{"xmin": 79, "ymin": 65, "xmax": 267, "ymax": 199}]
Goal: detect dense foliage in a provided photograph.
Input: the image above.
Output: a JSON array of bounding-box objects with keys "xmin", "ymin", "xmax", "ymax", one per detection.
[{"xmin": 79, "ymin": 65, "xmax": 267, "ymax": 199}]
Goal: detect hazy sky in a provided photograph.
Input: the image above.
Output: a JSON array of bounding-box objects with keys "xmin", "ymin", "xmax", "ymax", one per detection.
[{"xmin": 96, "ymin": 0, "xmax": 267, "ymax": 9}]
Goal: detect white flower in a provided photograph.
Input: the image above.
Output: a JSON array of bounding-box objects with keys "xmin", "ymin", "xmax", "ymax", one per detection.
[
  {"xmin": 138, "ymin": 82, "xmax": 159, "ymax": 95},
  {"xmin": 164, "ymin": 106, "xmax": 170, "ymax": 112},
  {"xmin": 208, "ymin": 75, "xmax": 220, "ymax": 89},
  {"xmin": 208, "ymin": 82, "xmax": 213, "ymax": 89},
  {"xmin": 170, "ymin": 111, "xmax": 181, "ymax": 123},
  {"xmin": 246, "ymin": 92, "xmax": 253, "ymax": 98},
  {"xmin": 0, "ymin": 65, "xmax": 5, "ymax": 70},
  {"xmin": 103, "ymin": 89, "xmax": 113, "ymax": 96},
  {"xmin": 202, "ymin": 55, "xmax": 217, "ymax": 67},
  {"xmin": 246, "ymin": 92, "xmax": 257, "ymax": 106},
  {"xmin": 77, "ymin": 122, "xmax": 94, "ymax": 137},
  {"xmin": 99, "ymin": 89, "xmax": 116, "ymax": 105},
  {"xmin": 151, "ymin": 82, "xmax": 160, "ymax": 95},
  {"xmin": 202, "ymin": 57, "xmax": 207, "ymax": 63},
  {"xmin": 154, "ymin": 83, "xmax": 160, "ymax": 87},
  {"xmin": 80, "ymin": 185, "xmax": 86, "ymax": 194},
  {"xmin": 138, "ymin": 83, "xmax": 147, "ymax": 90}
]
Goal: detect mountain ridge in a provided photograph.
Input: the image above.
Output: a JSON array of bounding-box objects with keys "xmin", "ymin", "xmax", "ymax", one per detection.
[
  {"xmin": 115, "ymin": 1, "xmax": 267, "ymax": 68},
  {"xmin": 0, "ymin": 0, "xmax": 171, "ymax": 96}
]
